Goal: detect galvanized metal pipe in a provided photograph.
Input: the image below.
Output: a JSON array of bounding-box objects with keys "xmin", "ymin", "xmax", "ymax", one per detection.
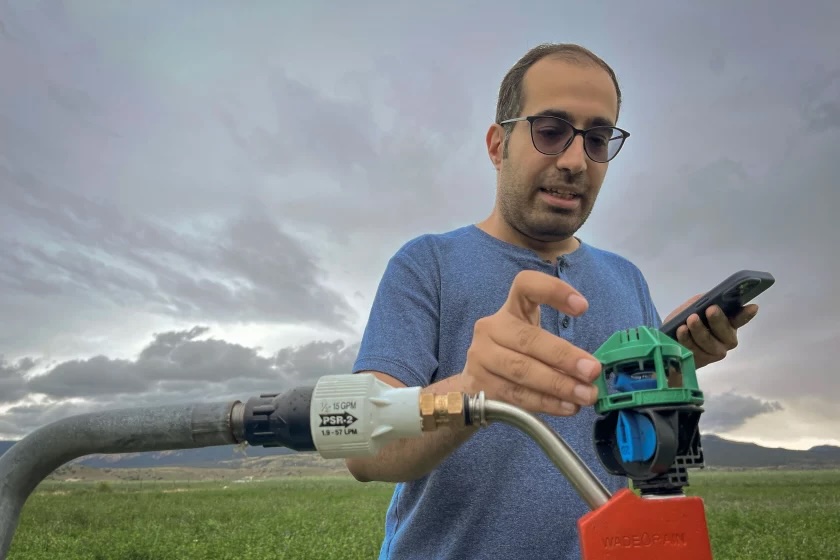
[
  {"xmin": 470, "ymin": 394, "xmax": 612, "ymax": 510},
  {"xmin": 0, "ymin": 401, "xmax": 240, "ymax": 558},
  {"xmin": 0, "ymin": 386, "xmax": 614, "ymax": 557}
]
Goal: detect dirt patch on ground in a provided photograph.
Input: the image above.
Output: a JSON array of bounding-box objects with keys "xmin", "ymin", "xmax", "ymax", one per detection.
[{"xmin": 44, "ymin": 454, "xmax": 351, "ymax": 483}]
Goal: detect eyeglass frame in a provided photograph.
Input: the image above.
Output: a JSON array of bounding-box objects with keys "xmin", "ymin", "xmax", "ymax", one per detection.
[{"xmin": 498, "ymin": 115, "xmax": 630, "ymax": 163}]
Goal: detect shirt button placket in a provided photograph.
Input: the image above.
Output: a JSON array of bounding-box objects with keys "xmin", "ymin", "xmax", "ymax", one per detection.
[{"xmin": 556, "ymin": 256, "xmax": 571, "ymax": 331}]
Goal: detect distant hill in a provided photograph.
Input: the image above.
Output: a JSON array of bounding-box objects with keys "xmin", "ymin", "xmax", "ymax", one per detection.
[
  {"xmin": 0, "ymin": 440, "xmax": 295, "ymax": 468},
  {"xmin": 700, "ymin": 435, "xmax": 840, "ymax": 469},
  {"xmin": 1, "ymin": 435, "xmax": 839, "ymax": 470}
]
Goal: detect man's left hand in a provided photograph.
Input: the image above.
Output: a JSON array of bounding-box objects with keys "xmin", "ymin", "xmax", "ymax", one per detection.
[{"xmin": 664, "ymin": 294, "xmax": 759, "ymax": 369}]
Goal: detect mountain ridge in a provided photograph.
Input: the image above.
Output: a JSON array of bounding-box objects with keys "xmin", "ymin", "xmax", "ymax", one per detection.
[{"xmin": 1, "ymin": 434, "xmax": 838, "ymax": 470}]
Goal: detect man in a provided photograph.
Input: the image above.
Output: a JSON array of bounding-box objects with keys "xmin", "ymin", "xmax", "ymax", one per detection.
[{"xmin": 346, "ymin": 43, "xmax": 758, "ymax": 559}]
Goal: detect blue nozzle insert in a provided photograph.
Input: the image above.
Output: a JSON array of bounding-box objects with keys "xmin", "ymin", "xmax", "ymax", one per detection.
[
  {"xmin": 615, "ymin": 372, "xmax": 657, "ymax": 392},
  {"xmin": 616, "ymin": 410, "xmax": 656, "ymax": 463}
]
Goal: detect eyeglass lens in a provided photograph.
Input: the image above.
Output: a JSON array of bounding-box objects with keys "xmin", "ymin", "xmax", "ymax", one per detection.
[{"xmin": 531, "ymin": 117, "xmax": 624, "ymax": 162}]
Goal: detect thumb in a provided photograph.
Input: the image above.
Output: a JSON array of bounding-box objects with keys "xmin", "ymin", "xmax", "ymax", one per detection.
[{"xmin": 664, "ymin": 293, "xmax": 704, "ymax": 324}]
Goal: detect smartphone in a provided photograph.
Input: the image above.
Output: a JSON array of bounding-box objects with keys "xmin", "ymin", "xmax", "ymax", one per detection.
[{"xmin": 659, "ymin": 270, "xmax": 775, "ymax": 340}]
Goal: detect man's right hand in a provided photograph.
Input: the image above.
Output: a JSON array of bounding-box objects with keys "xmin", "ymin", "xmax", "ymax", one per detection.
[{"xmin": 459, "ymin": 269, "xmax": 603, "ymax": 417}]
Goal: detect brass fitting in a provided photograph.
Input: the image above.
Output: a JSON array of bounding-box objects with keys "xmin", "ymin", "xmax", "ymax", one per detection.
[{"xmin": 420, "ymin": 392, "xmax": 466, "ymax": 431}]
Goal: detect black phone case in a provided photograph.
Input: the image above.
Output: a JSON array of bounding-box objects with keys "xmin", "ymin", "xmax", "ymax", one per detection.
[{"xmin": 659, "ymin": 270, "xmax": 775, "ymax": 340}]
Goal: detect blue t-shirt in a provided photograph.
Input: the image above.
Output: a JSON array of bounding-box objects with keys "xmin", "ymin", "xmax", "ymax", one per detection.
[{"xmin": 353, "ymin": 224, "xmax": 662, "ymax": 560}]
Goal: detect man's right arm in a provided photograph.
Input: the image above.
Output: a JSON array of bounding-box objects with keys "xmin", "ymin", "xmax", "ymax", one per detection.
[
  {"xmin": 345, "ymin": 371, "xmax": 478, "ymax": 483},
  {"xmin": 346, "ymin": 270, "xmax": 607, "ymax": 482}
]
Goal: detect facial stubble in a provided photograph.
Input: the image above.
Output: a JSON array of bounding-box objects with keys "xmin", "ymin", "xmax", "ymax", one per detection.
[{"xmin": 497, "ymin": 161, "xmax": 595, "ymax": 243}]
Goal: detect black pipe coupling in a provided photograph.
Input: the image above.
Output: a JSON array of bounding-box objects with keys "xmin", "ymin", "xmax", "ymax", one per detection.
[{"xmin": 242, "ymin": 386, "xmax": 316, "ymax": 451}]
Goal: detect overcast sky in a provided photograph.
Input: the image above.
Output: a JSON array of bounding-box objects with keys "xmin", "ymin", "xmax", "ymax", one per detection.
[{"xmin": 1, "ymin": 1, "xmax": 838, "ymax": 451}]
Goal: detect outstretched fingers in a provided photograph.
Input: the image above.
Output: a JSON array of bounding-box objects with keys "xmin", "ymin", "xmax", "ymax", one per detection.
[
  {"xmin": 491, "ymin": 320, "xmax": 601, "ymax": 382},
  {"xmin": 462, "ymin": 269, "xmax": 604, "ymax": 417},
  {"xmin": 473, "ymin": 340, "xmax": 599, "ymax": 409}
]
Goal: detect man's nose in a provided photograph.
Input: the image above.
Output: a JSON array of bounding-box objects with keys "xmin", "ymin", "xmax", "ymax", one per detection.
[{"xmin": 555, "ymin": 134, "xmax": 588, "ymax": 175}]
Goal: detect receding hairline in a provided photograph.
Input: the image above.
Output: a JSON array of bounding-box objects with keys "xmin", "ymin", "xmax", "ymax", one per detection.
[
  {"xmin": 495, "ymin": 44, "xmax": 622, "ymax": 125},
  {"xmin": 520, "ymin": 52, "xmax": 620, "ymax": 118}
]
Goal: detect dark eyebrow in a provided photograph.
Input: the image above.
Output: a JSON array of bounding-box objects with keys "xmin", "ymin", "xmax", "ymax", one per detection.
[{"xmin": 533, "ymin": 109, "xmax": 615, "ymax": 128}]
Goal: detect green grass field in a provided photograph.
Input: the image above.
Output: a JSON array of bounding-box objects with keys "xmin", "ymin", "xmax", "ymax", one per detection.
[{"xmin": 6, "ymin": 469, "xmax": 840, "ymax": 559}]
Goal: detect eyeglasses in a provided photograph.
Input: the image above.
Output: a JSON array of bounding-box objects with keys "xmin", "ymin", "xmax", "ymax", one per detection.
[{"xmin": 499, "ymin": 115, "xmax": 630, "ymax": 163}]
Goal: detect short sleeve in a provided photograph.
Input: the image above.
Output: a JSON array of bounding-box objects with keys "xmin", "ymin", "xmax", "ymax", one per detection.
[{"xmin": 352, "ymin": 237, "xmax": 440, "ymax": 388}]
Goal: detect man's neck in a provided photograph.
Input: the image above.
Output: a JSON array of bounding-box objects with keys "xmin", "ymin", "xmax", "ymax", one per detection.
[{"xmin": 476, "ymin": 214, "xmax": 580, "ymax": 262}]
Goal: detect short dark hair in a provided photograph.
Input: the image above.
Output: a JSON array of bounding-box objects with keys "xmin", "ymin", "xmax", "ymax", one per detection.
[{"xmin": 496, "ymin": 43, "xmax": 622, "ymax": 155}]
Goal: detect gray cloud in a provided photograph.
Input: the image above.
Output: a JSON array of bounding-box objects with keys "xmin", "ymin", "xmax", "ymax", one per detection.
[
  {"xmin": 220, "ymin": 71, "xmax": 379, "ymax": 182},
  {"xmin": 701, "ymin": 320, "xmax": 840, "ymax": 406},
  {"xmin": 27, "ymin": 326, "xmax": 359, "ymax": 400},
  {"xmin": 601, "ymin": 60, "xmax": 840, "ymax": 259},
  {"xmin": 801, "ymin": 69, "xmax": 840, "ymax": 132},
  {"xmin": 1, "ymin": 400, "xmax": 93, "ymax": 437},
  {"xmin": 0, "ymin": 356, "xmax": 36, "ymax": 405},
  {"xmin": 4, "ymin": 327, "xmax": 359, "ymax": 437},
  {"xmin": 219, "ymin": 67, "xmax": 487, "ymax": 241},
  {"xmin": 591, "ymin": 57, "xmax": 840, "ymax": 427},
  {"xmin": 275, "ymin": 339, "xmax": 360, "ymax": 382},
  {"xmin": 1, "ymin": 0, "xmax": 838, "ymax": 451},
  {"xmin": 0, "ymin": 1, "xmax": 488, "ymax": 357},
  {"xmin": 0, "ymin": 160, "xmax": 355, "ymax": 331},
  {"xmin": 46, "ymin": 81, "xmax": 101, "ymax": 120},
  {"xmin": 28, "ymin": 356, "xmax": 144, "ymax": 398},
  {"xmin": 700, "ymin": 392, "xmax": 784, "ymax": 433}
]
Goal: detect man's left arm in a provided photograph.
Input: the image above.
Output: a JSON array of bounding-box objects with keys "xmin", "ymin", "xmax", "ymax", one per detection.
[{"xmin": 664, "ymin": 294, "xmax": 760, "ymax": 369}]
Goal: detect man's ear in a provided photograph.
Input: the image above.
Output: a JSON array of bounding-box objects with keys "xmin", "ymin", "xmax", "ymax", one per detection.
[{"xmin": 486, "ymin": 124, "xmax": 504, "ymax": 171}]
